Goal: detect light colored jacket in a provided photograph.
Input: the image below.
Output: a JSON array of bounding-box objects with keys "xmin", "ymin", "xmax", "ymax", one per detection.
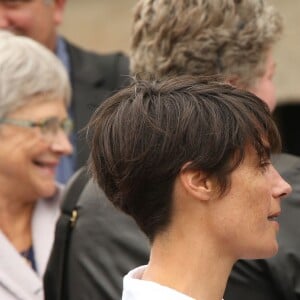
[{"xmin": 0, "ymin": 188, "xmax": 62, "ymax": 300}]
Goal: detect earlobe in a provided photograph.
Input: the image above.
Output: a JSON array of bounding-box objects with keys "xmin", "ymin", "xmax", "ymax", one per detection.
[
  {"xmin": 179, "ymin": 168, "xmax": 213, "ymax": 202},
  {"xmin": 53, "ymin": 0, "xmax": 67, "ymax": 25},
  {"xmin": 227, "ymin": 75, "xmax": 244, "ymax": 89}
]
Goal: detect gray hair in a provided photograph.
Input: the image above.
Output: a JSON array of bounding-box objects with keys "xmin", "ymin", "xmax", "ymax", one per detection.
[
  {"xmin": 130, "ymin": 0, "xmax": 282, "ymax": 88},
  {"xmin": 0, "ymin": 30, "xmax": 71, "ymax": 118}
]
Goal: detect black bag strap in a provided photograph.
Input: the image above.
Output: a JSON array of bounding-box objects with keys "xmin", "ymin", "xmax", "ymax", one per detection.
[
  {"xmin": 44, "ymin": 167, "xmax": 89, "ymax": 300},
  {"xmin": 61, "ymin": 167, "xmax": 89, "ymax": 215}
]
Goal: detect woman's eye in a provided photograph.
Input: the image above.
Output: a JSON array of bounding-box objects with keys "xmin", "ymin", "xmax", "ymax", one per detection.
[{"xmin": 260, "ymin": 161, "xmax": 271, "ymax": 172}]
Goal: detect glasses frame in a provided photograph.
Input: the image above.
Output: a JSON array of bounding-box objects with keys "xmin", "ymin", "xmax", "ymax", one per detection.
[{"xmin": 0, "ymin": 116, "xmax": 73, "ymax": 136}]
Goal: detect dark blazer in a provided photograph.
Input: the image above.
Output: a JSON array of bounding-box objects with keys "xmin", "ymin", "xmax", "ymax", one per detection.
[
  {"xmin": 44, "ymin": 168, "xmax": 150, "ymax": 300},
  {"xmin": 66, "ymin": 178, "xmax": 150, "ymax": 300},
  {"xmin": 65, "ymin": 39, "xmax": 129, "ymax": 169},
  {"xmin": 225, "ymin": 153, "xmax": 300, "ymax": 300}
]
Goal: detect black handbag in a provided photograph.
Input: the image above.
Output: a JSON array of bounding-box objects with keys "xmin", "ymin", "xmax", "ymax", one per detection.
[
  {"xmin": 44, "ymin": 168, "xmax": 89, "ymax": 300},
  {"xmin": 44, "ymin": 167, "xmax": 149, "ymax": 300}
]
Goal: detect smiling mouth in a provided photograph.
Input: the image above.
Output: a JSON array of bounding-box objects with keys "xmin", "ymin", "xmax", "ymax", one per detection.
[
  {"xmin": 267, "ymin": 212, "xmax": 280, "ymax": 221},
  {"xmin": 33, "ymin": 160, "xmax": 58, "ymax": 171}
]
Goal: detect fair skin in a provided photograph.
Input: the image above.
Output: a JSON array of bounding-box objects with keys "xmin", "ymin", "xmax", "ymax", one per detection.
[
  {"xmin": 249, "ymin": 51, "xmax": 277, "ymax": 112},
  {"xmin": 0, "ymin": 0, "xmax": 66, "ymax": 51},
  {"xmin": 0, "ymin": 95, "xmax": 72, "ymax": 251},
  {"xmin": 143, "ymin": 146, "xmax": 291, "ymax": 300}
]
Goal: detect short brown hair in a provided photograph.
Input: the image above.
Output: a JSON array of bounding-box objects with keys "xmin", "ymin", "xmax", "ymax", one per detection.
[
  {"xmin": 131, "ymin": 0, "xmax": 282, "ymax": 88},
  {"xmin": 88, "ymin": 76, "xmax": 280, "ymax": 241}
]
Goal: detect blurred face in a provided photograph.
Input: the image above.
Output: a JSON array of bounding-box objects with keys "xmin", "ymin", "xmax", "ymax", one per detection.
[
  {"xmin": 0, "ymin": 96, "xmax": 72, "ymax": 202},
  {"xmin": 210, "ymin": 145, "xmax": 291, "ymax": 260},
  {"xmin": 249, "ymin": 52, "xmax": 276, "ymax": 112},
  {"xmin": 0, "ymin": 0, "xmax": 65, "ymax": 51}
]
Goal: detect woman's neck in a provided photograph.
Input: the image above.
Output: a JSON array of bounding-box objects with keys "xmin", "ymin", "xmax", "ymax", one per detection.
[
  {"xmin": 0, "ymin": 197, "xmax": 35, "ymax": 251},
  {"xmin": 142, "ymin": 230, "xmax": 235, "ymax": 300}
]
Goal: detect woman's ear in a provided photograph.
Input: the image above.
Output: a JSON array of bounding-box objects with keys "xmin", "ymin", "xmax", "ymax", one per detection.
[
  {"xmin": 178, "ymin": 167, "xmax": 214, "ymax": 202},
  {"xmin": 227, "ymin": 75, "xmax": 246, "ymax": 90},
  {"xmin": 53, "ymin": 0, "xmax": 67, "ymax": 26}
]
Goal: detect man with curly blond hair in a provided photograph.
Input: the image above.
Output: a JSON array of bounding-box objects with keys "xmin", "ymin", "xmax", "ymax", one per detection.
[
  {"xmin": 130, "ymin": 1, "xmax": 300, "ymax": 299},
  {"xmin": 131, "ymin": 0, "xmax": 282, "ymax": 111}
]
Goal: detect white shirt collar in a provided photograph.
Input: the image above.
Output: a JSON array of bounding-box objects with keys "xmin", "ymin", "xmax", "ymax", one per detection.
[{"xmin": 122, "ymin": 265, "xmax": 196, "ymax": 300}]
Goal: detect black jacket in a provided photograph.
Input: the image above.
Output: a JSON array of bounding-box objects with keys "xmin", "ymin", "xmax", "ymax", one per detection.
[
  {"xmin": 68, "ymin": 178, "xmax": 149, "ymax": 300},
  {"xmin": 65, "ymin": 39, "xmax": 129, "ymax": 168},
  {"xmin": 44, "ymin": 168, "xmax": 150, "ymax": 300}
]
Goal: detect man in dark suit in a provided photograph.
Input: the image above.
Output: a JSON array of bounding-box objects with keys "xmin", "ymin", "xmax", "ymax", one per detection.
[
  {"xmin": 63, "ymin": 42, "xmax": 128, "ymax": 175},
  {"xmin": 0, "ymin": 0, "xmax": 129, "ymax": 183}
]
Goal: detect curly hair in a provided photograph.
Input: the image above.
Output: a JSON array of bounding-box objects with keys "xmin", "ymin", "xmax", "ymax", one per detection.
[{"xmin": 130, "ymin": 0, "xmax": 282, "ymax": 88}]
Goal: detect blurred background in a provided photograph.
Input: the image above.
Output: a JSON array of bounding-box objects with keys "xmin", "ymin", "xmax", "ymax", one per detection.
[
  {"xmin": 59, "ymin": 0, "xmax": 135, "ymax": 54},
  {"xmin": 59, "ymin": 0, "xmax": 300, "ymax": 104}
]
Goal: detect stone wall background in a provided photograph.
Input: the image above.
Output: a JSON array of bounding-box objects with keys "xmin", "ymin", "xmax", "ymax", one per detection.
[{"xmin": 59, "ymin": 0, "xmax": 300, "ymax": 103}]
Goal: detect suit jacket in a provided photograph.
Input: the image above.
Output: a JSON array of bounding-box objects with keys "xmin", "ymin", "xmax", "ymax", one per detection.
[
  {"xmin": 65, "ymin": 39, "xmax": 129, "ymax": 169},
  {"xmin": 65, "ymin": 179, "xmax": 150, "ymax": 300},
  {"xmin": 0, "ymin": 189, "xmax": 62, "ymax": 300},
  {"xmin": 225, "ymin": 153, "xmax": 300, "ymax": 300}
]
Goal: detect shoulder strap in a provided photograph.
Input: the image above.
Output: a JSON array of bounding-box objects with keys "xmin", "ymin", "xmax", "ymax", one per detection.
[
  {"xmin": 44, "ymin": 167, "xmax": 89, "ymax": 300},
  {"xmin": 61, "ymin": 167, "xmax": 89, "ymax": 215}
]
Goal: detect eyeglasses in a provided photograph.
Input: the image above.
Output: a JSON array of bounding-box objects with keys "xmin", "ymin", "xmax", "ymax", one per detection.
[{"xmin": 0, "ymin": 117, "xmax": 73, "ymax": 138}]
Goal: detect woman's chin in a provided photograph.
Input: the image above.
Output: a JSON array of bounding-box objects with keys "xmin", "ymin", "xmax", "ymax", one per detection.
[
  {"xmin": 244, "ymin": 241, "xmax": 279, "ymax": 260},
  {"xmin": 38, "ymin": 182, "xmax": 58, "ymax": 199}
]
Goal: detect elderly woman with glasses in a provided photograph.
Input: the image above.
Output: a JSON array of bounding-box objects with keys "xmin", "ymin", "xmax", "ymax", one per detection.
[{"xmin": 0, "ymin": 31, "xmax": 72, "ymax": 300}]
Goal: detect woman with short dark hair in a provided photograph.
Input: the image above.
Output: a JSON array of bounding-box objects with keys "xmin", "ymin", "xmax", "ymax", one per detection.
[{"xmin": 88, "ymin": 76, "xmax": 291, "ymax": 300}]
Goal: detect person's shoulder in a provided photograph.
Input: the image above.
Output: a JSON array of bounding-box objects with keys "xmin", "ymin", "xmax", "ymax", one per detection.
[
  {"xmin": 63, "ymin": 38, "xmax": 129, "ymax": 79},
  {"xmin": 63, "ymin": 38, "xmax": 129, "ymax": 92}
]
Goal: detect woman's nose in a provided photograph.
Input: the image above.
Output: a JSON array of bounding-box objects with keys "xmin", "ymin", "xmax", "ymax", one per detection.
[
  {"xmin": 273, "ymin": 170, "xmax": 292, "ymax": 200},
  {"xmin": 50, "ymin": 130, "xmax": 73, "ymax": 155}
]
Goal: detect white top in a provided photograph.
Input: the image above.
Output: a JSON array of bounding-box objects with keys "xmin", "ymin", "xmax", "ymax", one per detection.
[
  {"xmin": 0, "ymin": 186, "xmax": 62, "ymax": 300},
  {"xmin": 122, "ymin": 265, "xmax": 196, "ymax": 300}
]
